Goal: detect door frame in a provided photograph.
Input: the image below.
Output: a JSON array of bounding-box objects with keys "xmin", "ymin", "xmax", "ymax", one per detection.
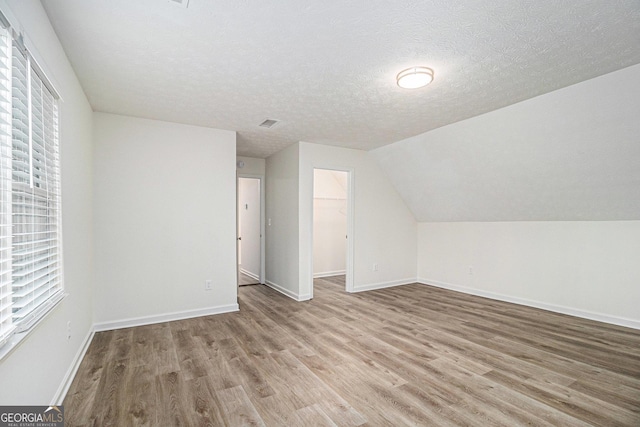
[
  {"xmin": 309, "ymin": 167, "xmax": 354, "ymax": 298},
  {"xmin": 237, "ymin": 174, "xmax": 265, "ymax": 287}
]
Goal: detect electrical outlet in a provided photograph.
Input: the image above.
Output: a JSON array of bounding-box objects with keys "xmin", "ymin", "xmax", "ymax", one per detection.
[
  {"xmin": 67, "ymin": 321, "xmax": 71, "ymax": 340},
  {"xmin": 469, "ymin": 265, "xmax": 473, "ymax": 275},
  {"xmin": 205, "ymin": 280, "xmax": 212, "ymax": 291},
  {"xmin": 373, "ymin": 263, "xmax": 379, "ymax": 272}
]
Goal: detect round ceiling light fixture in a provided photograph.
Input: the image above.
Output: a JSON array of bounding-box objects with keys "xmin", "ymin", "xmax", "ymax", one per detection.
[{"xmin": 396, "ymin": 66, "xmax": 434, "ymax": 89}]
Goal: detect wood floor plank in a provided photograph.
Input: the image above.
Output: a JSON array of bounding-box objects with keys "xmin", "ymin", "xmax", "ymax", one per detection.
[
  {"xmin": 216, "ymin": 337, "xmax": 276, "ymax": 399},
  {"xmin": 171, "ymin": 328, "xmax": 212, "ymax": 381},
  {"xmin": 106, "ymin": 328, "xmax": 133, "ymax": 362},
  {"xmin": 64, "ymin": 278, "xmax": 640, "ymax": 426},
  {"xmin": 406, "ymin": 324, "xmax": 579, "ymax": 387},
  {"xmin": 266, "ymin": 350, "xmax": 367, "ymax": 426},
  {"xmin": 130, "ymin": 326, "xmax": 156, "ymax": 369},
  {"xmin": 122, "ymin": 365, "xmax": 156, "ymax": 426},
  {"xmin": 303, "ymin": 357, "xmax": 424, "ymax": 425},
  {"xmin": 466, "ymin": 332, "xmax": 640, "ymax": 391},
  {"xmin": 429, "ymin": 357, "xmax": 575, "ymax": 427},
  {"xmin": 63, "ymin": 332, "xmax": 113, "ymax": 426},
  {"xmin": 225, "ymin": 315, "xmax": 271, "ymax": 358},
  {"xmin": 289, "ymin": 404, "xmax": 338, "ymax": 427},
  {"xmin": 239, "ymin": 298, "xmax": 316, "ymax": 357},
  {"xmin": 215, "ymin": 385, "xmax": 266, "ymax": 427},
  {"xmin": 484, "ymin": 369, "xmax": 637, "ymax": 427},
  {"xmin": 150, "ymin": 324, "xmax": 180, "ymax": 375},
  {"xmin": 184, "ymin": 375, "xmax": 227, "ymax": 426},
  {"xmin": 90, "ymin": 358, "xmax": 131, "ymax": 426},
  {"xmin": 155, "ymin": 371, "xmax": 190, "ymax": 426},
  {"xmin": 568, "ymin": 378, "xmax": 640, "ymax": 413}
]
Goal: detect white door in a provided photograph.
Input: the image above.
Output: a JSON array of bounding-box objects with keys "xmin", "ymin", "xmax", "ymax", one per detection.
[{"xmin": 238, "ymin": 177, "xmax": 261, "ymax": 285}]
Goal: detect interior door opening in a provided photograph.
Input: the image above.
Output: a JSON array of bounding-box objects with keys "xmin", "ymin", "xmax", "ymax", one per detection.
[
  {"xmin": 238, "ymin": 177, "xmax": 262, "ymax": 286},
  {"xmin": 311, "ymin": 168, "xmax": 351, "ymax": 295}
]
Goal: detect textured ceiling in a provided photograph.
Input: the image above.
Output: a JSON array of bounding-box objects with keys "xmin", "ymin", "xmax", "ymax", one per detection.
[
  {"xmin": 372, "ymin": 64, "xmax": 640, "ymax": 222},
  {"xmin": 41, "ymin": 0, "xmax": 640, "ymax": 158}
]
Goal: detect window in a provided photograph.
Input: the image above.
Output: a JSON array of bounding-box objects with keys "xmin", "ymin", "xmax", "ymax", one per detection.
[
  {"xmin": 0, "ymin": 17, "xmax": 63, "ymax": 351},
  {"xmin": 0, "ymin": 26, "xmax": 13, "ymax": 347}
]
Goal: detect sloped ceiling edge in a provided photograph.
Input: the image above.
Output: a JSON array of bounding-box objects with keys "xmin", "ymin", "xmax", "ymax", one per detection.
[{"xmin": 372, "ymin": 64, "xmax": 640, "ymax": 222}]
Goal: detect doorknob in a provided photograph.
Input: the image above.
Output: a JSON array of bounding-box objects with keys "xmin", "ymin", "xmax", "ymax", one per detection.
[{"xmin": 238, "ymin": 237, "xmax": 242, "ymax": 241}]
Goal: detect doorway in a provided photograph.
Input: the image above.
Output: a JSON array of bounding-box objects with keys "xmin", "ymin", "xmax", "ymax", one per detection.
[
  {"xmin": 238, "ymin": 177, "xmax": 263, "ymax": 286},
  {"xmin": 311, "ymin": 168, "xmax": 352, "ymax": 296}
]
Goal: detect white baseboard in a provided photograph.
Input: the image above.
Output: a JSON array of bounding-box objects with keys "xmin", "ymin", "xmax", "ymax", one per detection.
[
  {"xmin": 93, "ymin": 304, "xmax": 239, "ymax": 332},
  {"xmin": 418, "ymin": 278, "xmax": 640, "ymax": 330},
  {"xmin": 351, "ymin": 278, "xmax": 417, "ymax": 293},
  {"xmin": 313, "ymin": 270, "xmax": 346, "ymax": 279},
  {"xmin": 54, "ymin": 303, "xmax": 239, "ymax": 405},
  {"xmin": 51, "ymin": 327, "xmax": 95, "ymax": 405},
  {"xmin": 240, "ymin": 268, "xmax": 259, "ymax": 281},
  {"xmin": 265, "ymin": 280, "xmax": 310, "ymax": 302}
]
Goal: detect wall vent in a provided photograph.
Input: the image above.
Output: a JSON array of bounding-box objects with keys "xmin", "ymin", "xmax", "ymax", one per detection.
[
  {"xmin": 259, "ymin": 119, "xmax": 280, "ymax": 129},
  {"xmin": 168, "ymin": 0, "xmax": 189, "ymax": 8}
]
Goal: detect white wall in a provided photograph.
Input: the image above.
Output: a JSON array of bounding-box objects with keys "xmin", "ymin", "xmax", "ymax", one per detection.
[
  {"xmin": 313, "ymin": 169, "xmax": 347, "ymax": 277},
  {"xmin": 418, "ymin": 221, "xmax": 640, "ymax": 328},
  {"xmin": 299, "ymin": 142, "xmax": 417, "ymax": 296},
  {"xmin": 373, "ymin": 64, "xmax": 640, "ymax": 329},
  {"xmin": 236, "ymin": 156, "xmax": 265, "ymax": 176},
  {"xmin": 0, "ymin": 0, "xmax": 94, "ymax": 404},
  {"xmin": 238, "ymin": 178, "xmax": 261, "ymax": 278},
  {"xmin": 93, "ymin": 113, "xmax": 238, "ymax": 328},
  {"xmin": 265, "ymin": 143, "xmax": 300, "ymax": 299}
]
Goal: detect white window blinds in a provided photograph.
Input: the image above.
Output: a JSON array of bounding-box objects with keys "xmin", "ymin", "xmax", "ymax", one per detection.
[
  {"xmin": 0, "ymin": 26, "xmax": 14, "ymax": 348},
  {"xmin": 0, "ymin": 18, "xmax": 63, "ymax": 348}
]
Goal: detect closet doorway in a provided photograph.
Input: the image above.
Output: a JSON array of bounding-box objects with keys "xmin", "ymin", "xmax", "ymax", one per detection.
[{"xmin": 311, "ymin": 169, "xmax": 352, "ymax": 295}]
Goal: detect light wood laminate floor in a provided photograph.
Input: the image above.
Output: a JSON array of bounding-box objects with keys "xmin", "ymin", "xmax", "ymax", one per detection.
[
  {"xmin": 64, "ymin": 276, "xmax": 640, "ymax": 426},
  {"xmin": 239, "ymin": 272, "xmax": 259, "ymax": 286}
]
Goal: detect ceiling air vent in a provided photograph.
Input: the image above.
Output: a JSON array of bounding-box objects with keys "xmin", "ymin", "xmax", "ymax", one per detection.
[
  {"xmin": 259, "ymin": 119, "xmax": 280, "ymax": 129},
  {"xmin": 168, "ymin": 0, "xmax": 189, "ymax": 8}
]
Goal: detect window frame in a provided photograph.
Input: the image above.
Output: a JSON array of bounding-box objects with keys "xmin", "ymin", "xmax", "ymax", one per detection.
[{"xmin": 0, "ymin": 9, "xmax": 65, "ymax": 360}]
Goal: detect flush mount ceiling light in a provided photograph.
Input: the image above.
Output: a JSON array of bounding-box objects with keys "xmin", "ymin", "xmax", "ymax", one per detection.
[{"xmin": 396, "ymin": 66, "xmax": 434, "ymax": 89}]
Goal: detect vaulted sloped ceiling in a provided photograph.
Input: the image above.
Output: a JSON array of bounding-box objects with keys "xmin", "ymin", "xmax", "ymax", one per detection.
[
  {"xmin": 41, "ymin": 0, "xmax": 640, "ymax": 158},
  {"xmin": 373, "ymin": 65, "xmax": 640, "ymax": 222}
]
